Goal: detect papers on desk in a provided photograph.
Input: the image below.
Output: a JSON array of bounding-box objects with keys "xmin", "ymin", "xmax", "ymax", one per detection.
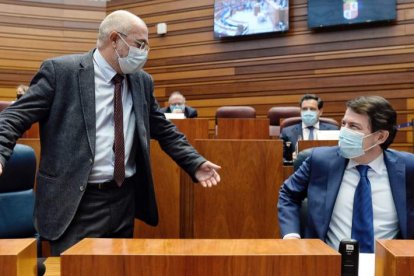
[
  {"xmin": 318, "ymin": 130, "xmax": 340, "ymax": 140},
  {"xmin": 359, "ymin": 253, "xmax": 375, "ymax": 276},
  {"xmin": 164, "ymin": 113, "xmax": 185, "ymax": 120}
]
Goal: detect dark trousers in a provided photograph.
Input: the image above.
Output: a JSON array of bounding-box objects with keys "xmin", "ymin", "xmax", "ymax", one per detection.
[{"xmin": 49, "ymin": 177, "xmax": 135, "ymax": 256}]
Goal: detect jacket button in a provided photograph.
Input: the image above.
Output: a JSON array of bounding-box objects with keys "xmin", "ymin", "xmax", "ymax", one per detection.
[
  {"xmin": 80, "ymin": 186, "xmax": 85, "ymax": 192},
  {"xmin": 89, "ymin": 158, "xmax": 93, "ymax": 164}
]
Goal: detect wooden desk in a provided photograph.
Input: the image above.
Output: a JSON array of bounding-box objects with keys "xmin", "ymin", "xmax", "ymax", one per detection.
[
  {"xmin": 134, "ymin": 119, "xmax": 209, "ymax": 239},
  {"xmin": 216, "ymin": 118, "xmax": 269, "ymax": 139},
  {"xmin": 189, "ymin": 139, "xmax": 283, "ymax": 238},
  {"xmin": 61, "ymin": 238, "xmax": 340, "ymax": 276},
  {"xmin": 44, "ymin": 257, "xmax": 60, "ymax": 276},
  {"xmin": 376, "ymin": 240, "xmax": 414, "ymax": 276},
  {"xmin": 0, "ymin": 238, "xmax": 37, "ymax": 276}
]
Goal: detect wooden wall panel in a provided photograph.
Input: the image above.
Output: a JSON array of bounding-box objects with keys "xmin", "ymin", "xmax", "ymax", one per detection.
[
  {"xmin": 108, "ymin": 0, "xmax": 414, "ymax": 152},
  {"xmin": 0, "ymin": 0, "xmax": 412, "ymax": 151},
  {"xmin": 0, "ymin": 0, "xmax": 104, "ymax": 101}
]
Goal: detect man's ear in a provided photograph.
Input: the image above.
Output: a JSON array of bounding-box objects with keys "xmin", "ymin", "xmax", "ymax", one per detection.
[
  {"xmin": 318, "ymin": 108, "xmax": 323, "ymax": 117},
  {"xmin": 109, "ymin": 31, "xmax": 119, "ymax": 47},
  {"xmin": 377, "ymin": 130, "xmax": 389, "ymax": 144}
]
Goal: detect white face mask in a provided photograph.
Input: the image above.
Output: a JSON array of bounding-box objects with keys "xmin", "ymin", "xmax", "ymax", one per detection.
[
  {"xmin": 338, "ymin": 127, "xmax": 379, "ymax": 159},
  {"xmin": 115, "ymin": 34, "xmax": 148, "ymax": 74}
]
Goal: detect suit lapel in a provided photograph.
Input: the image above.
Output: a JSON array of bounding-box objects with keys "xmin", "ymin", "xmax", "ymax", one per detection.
[
  {"xmin": 78, "ymin": 51, "xmax": 96, "ymax": 156},
  {"xmin": 128, "ymin": 73, "xmax": 148, "ymax": 148},
  {"xmin": 384, "ymin": 150, "xmax": 407, "ymax": 238}
]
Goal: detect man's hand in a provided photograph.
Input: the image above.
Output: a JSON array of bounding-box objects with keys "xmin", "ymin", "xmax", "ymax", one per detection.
[
  {"xmin": 195, "ymin": 161, "xmax": 221, "ymax": 188},
  {"xmin": 0, "ymin": 163, "xmax": 3, "ymax": 175}
]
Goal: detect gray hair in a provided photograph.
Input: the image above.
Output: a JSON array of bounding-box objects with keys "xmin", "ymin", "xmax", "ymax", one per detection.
[
  {"xmin": 96, "ymin": 10, "xmax": 144, "ymax": 48},
  {"xmin": 169, "ymin": 91, "xmax": 186, "ymax": 103}
]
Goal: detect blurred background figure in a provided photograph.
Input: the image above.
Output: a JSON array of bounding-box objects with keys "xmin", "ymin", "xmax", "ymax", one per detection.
[
  {"xmin": 16, "ymin": 84, "xmax": 29, "ymax": 100},
  {"xmin": 160, "ymin": 91, "xmax": 198, "ymax": 118}
]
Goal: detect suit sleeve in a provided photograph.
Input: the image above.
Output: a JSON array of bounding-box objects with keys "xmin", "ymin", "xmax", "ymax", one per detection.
[
  {"xmin": 141, "ymin": 73, "xmax": 206, "ymax": 181},
  {"xmin": 277, "ymin": 153, "xmax": 312, "ymax": 237},
  {"xmin": 0, "ymin": 60, "xmax": 54, "ymax": 166}
]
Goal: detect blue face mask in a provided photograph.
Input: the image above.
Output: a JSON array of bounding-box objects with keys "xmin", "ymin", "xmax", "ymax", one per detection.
[
  {"xmin": 338, "ymin": 127, "xmax": 378, "ymax": 159},
  {"xmin": 170, "ymin": 104, "xmax": 185, "ymax": 113},
  {"xmin": 301, "ymin": 110, "xmax": 318, "ymax": 126}
]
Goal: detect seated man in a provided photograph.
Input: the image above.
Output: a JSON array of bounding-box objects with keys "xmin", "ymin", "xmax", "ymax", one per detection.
[
  {"xmin": 160, "ymin": 91, "xmax": 198, "ymax": 118},
  {"xmin": 278, "ymin": 96, "xmax": 414, "ymax": 253},
  {"xmin": 280, "ymin": 94, "xmax": 338, "ymax": 161}
]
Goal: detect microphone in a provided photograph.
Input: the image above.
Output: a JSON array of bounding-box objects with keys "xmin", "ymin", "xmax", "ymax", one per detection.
[
  {"xmin": 37, "ymin": 258, "xmax": 46, "ymax": 276},
  {"xmin": 339, "ymin": 239, "xmax": 359, "ymax": 276}
]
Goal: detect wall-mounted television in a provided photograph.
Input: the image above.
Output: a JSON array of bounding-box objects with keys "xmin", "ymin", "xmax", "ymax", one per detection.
[
  {"xmin": 308, "ymin": 0, "xmax": 396, "ymax": 29},
  {"xmin": 214, "ymin": 0, "xmax": 289, "ymax": 38}
]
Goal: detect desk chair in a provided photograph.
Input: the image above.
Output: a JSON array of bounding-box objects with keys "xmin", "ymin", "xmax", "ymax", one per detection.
[
  {"xmin": 0, "ymin": 100, "xmax": 12, "ymax": 112},
  {"xmin": 280, "ymin": 116, "xmax": 339, "ymax": 134},
  {"xmin": 215, "ymin": 106, "xmax": 256, "ymax": 119},
  {"xmin": 267, "ymin": 106, "xmax": 301, "ymax": 137},
  {"xmin": 215, "ymin": 106, "xmax": 256, "ymax": 136},
  {"xmin": 292, "ymin": 148, "xmax": 314, "ymax": 237},
  {"xmin": 0, "ymin": 144, "xmax": 45, "ymax": 275}
]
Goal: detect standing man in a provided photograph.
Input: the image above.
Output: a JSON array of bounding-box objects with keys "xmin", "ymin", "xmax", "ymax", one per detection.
[
  {"xmin": 0, "ymin": 10, "xmax": 220, "ymax": 256},
  {"xmin": 159, "ymin": 91, "xmax": 198, "ymax": 118},
  {"xmin": 278, "ymin": 96, "xmax": 414, "ymax": 252},
  {"xmin": 280, "ymin": 94, "xmax": 338, "ymax": 160}
]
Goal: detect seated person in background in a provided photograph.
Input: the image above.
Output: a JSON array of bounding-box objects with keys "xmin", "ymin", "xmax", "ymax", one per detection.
[
  {"xmin": 280, "ymin": 94, "xmax": 338, "ymax": 160},
  {"xmin": 160, "ymin": 91, "xmax": 198, "ymax": 118},
  {"xmin": 16, "ymin": 84, "xmax": 29, "ymax": 100},
  {"xmin": 278, "ymin": 96, "xmax": 414, "ymax": 253}
]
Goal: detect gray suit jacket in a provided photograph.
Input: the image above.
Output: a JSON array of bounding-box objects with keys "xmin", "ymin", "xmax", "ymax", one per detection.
[{"xmin": 0, "ymin": 50, "xmax": 206, "ymax": 240}]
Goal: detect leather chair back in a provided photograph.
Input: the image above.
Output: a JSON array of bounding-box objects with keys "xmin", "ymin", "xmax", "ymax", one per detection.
[
  {"xmin": 280, "ymin": 116, "xmax": 339, "ymax": 134},
  {"xmin": 0, "ymin": 101, "xmax": 12, "ymax": 112},
  {"xmin": 267, "ymin": 106, "xmax": 300, "ymax": 137},
  {"xmin": 293, "ymin": 148, "xmax": 314, "ymax": 237},
  {"xmin": 216, "ymin": 106, "xmax": 256, "ymax": 118},
  {"xmin": 0, "ymin": 144, "xmax": 37, "ymax": 238}
]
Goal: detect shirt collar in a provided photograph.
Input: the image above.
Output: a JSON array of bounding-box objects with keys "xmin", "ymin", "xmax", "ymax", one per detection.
[
  {"xmin": 347, "ymin": 151, "xmax": 385, "ymax": 174},
  {"xmin": 302, "ymin": 121, "xmax": 320, "ymax": 130},
  {"xmin": 93, "ymin": 49, "xmax": 118, "ymax": 83}
]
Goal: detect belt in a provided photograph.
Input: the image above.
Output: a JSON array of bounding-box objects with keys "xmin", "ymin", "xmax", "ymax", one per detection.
[{"xmin": 87, "ymin": 180, "xmax": 120, "ymax": 190}]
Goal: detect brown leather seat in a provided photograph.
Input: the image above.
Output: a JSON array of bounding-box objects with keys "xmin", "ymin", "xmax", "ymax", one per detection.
[
  {"xmin": 0, "ymin": 101, "xmax": 12, "ymax": 112},
  {"xmin": 215, "ymin": 106, "xmax": 256, "ymax": 118},
  {"xmin": 215, "ymin": 106, "xmax": 256, "ymax": 136},
  {"xmin": 267, "ymin": 106, "xmax": 301, "ymax": 137},
  {"xmin": 280, "ymin": 116, "xmax": 339, "ymax": 134}
]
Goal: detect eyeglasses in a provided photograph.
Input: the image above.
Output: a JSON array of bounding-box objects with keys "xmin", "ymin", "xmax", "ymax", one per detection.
[{"xmin": 117, "ymin": 31, "xmax": 150, "ymax": 52}]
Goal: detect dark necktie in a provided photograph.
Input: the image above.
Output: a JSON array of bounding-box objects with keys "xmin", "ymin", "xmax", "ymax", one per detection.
[
  {"xmin": 308, "ymin": 126, "xmax": 314, "ymax": 140},
  {"xmin": 112, "ymin": 74, "xmax": 125, "ymax": 187},
  {"xmin": 351, "ymin": 165, "xmax": 374, "ymax": 253}
]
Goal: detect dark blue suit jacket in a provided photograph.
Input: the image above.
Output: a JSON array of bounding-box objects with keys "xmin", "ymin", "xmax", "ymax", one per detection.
[
  {"xmin": 278, "ymin": 146, "xmax": 414, "ymax": 242},
  {"xmin": 280, "ymin": 122, "xmax": 338, "ymax": 160}
]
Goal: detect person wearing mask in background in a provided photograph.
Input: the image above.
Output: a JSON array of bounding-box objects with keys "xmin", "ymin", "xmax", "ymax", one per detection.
[
  {"xmin": 16, "ymin": 84, "xmax": 29, "ymax": 100},
  {"xmin": 159, "ymin": 91, "xmax": 198, "ymax": 118},
  {"xmin": 280, "ymin": 93, "xmax": 338, "ymax": 161},
  {"xmin": 278, "ymin": 96, "xmax": 414, "ymax": 253},
  {"xmin": 0, "ymin": 10, "xmax": 220, "ymax": 256}
]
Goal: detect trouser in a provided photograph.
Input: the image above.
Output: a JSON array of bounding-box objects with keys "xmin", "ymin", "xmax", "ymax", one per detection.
[{"xmin": 49, "ymin": 177, "xmax": 135, "ymax": 256}]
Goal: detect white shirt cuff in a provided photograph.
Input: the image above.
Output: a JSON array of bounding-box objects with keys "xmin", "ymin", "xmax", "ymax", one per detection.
[{"xmin": 283, "ymin": 233, "xmax": 301, "ymax": 239}]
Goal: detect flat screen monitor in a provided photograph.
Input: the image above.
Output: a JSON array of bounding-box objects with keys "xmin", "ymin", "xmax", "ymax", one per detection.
[
  {"xmin": 308, "ymin": 0, "xmax": 396, "ymax": 29},
  {"xmin": 214, "ymin": 0, "xmax": 289, "ymax": 38}
]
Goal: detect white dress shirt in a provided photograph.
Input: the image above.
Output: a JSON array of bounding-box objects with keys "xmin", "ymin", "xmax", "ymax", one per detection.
[
  {"xmin": 326, "ymin": 152, "xmax": 399, "ymax": 250},
  {"xmin": 302, "ymin": 121, "xmax": 320, "ymax": 140},
  {"xmin": 88, "ymin": 49, "xmax": 136, "ymax": 183}
]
